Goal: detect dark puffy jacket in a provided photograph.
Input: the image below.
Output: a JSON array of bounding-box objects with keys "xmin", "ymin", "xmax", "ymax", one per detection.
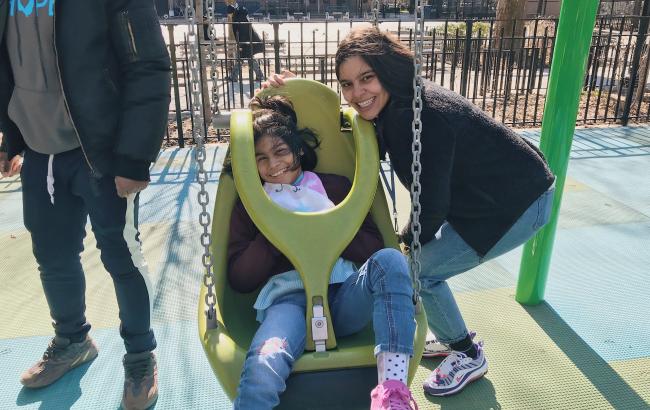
[{"xmin": 0, "ymin": 0, "xmax": 171, "ymax": 180}]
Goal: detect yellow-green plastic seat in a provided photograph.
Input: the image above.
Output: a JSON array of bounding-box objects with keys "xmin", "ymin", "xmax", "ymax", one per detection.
[{"xmin": 198, "ymin": 79, "xmax": 427, "ymax": 408}]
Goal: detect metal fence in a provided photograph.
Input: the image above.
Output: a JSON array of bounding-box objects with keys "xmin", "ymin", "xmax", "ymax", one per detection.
[
  {"xmin": 160, "ymin": 0, "xmax": 497, "ymax": 20},
  {"xmin": 159, "ymin": 1, "xmax": 642, "ymax": 20},
  {"xmin": 162, "ymin": 15, "xmax": 650, "ymax": 146}
]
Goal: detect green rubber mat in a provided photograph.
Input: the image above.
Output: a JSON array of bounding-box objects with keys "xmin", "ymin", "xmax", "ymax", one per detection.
[
  {"xmin": 411, "ymin": 287, "xmax": 650, "ymax": 410},
  {"xmin": 0, "ymin": 321, "xmax": 231, "ymax": 410},
  {"xmin": 0, "ymin": 222, "xmax": 175, "ymax": 339},
  {"xmin": 2, "ymin": 126, "xmax": 649, "ymax": 409}
]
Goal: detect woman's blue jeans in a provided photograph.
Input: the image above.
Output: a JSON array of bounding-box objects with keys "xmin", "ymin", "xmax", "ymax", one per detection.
[
  {"xmin": 233, "ymin": 248, "xmax": 415, "ymax": 410},
  {"xmin": 418, "ymin": 186, "xmax": 555, "ymax": 345}
]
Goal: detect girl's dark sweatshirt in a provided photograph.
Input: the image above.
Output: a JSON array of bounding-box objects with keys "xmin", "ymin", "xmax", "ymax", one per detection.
[{"xmin": 227, "ymin": 173, "xmax": 384, "ymax": 293}]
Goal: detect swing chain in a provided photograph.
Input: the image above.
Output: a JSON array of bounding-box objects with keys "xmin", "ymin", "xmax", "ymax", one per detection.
[
  {"xmin": 410, "ymin": 0, "xmax": 425, "ymax": 304},
  {"xmin": 186, "ymin": 0, "xmax": 218, "ymax": 329},
  {"xmin": 206, "ymin": 0, "xmax": 221, "ymax": 116}
]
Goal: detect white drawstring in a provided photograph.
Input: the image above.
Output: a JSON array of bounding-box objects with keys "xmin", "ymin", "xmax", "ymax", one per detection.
[{"xmin": 47, "ymin": 154, "xmax": 55, "ymax": 204}]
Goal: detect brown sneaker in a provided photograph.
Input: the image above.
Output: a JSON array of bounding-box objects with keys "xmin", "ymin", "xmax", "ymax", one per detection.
[
  {"xmin": 20, "ymin": 335, "xmax": 99, "ymax": 388},
  {"xmin": 121, "ymin": 351, "xmax": 158, "ymax": 410}
]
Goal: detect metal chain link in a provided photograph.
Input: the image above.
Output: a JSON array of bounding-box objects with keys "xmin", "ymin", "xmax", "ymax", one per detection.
[
  {"xmin": 372, "ymin": 0, "xmax": 380, "ymax": 27},
  {"xmin": 410, "ymin": 0, "xmax": 425, "ymax": 304},
  {"xmin": 185, "ymin": 0, "xmax": 217, "ymax": 329},
  {"xmin": 206, "ymin": 0, "xmax": 221, "ymax": 116}
]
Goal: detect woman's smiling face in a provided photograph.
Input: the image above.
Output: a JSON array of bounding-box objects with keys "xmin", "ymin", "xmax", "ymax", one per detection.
[{"xmin": 338, "ymin": 56, "xmax": 390, "ymax": 121}]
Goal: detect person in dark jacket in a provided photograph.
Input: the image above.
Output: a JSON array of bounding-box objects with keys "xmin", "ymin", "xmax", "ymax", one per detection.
[
  {"xmin": 264, "ymin": 26, "xmax": 555, "ymax": 397},
  {"xmin": 225, "ymin": 95, "xmax": 418, "ymax": 410},
  {"xmin": 226, "ymin": 2, "xmax": 265, "ymax": 81},
  {"xmin": 0, "ymin": 1, "xmax": 170, "ymax": 408}
]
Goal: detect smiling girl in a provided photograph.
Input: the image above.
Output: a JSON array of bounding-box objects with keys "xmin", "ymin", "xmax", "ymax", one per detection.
[{"xmin": 226, "ymin": 95, "xmax": 419, "ymax": 410}]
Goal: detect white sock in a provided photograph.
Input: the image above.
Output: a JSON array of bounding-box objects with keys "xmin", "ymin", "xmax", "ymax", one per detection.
[{"xmin": 377, "ymin": 351, "xmax": 409, "ymax": 384}]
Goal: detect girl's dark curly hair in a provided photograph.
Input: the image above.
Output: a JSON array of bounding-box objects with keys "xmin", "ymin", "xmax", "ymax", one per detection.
[{"xmin": 222, "ymin": 95, "xmax": 321, "ymax": 175}]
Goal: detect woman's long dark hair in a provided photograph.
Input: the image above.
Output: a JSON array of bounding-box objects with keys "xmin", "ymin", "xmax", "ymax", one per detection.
[
  {"xmin": 222, "ymin": 95, "xmax": 320, "ymax": 175},
  {"xmin": 335, "ymin": 26, "xmax": 415, "ymax": 103}
]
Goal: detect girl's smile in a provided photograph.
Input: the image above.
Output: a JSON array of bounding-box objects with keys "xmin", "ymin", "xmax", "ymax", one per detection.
[{"xmin": 255, "ymin": 135, "xmax": 302, "ymax": 185}]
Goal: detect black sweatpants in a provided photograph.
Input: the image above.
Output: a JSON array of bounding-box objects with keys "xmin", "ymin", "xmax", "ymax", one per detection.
[{"xmin": 21, "ymin": 147, "xmax": 156, "ymax": 354}]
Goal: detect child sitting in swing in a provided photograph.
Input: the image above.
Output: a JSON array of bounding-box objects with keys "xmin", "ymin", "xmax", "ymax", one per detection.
[{"xmin": 225, "ymin": 95, "xmax": 420, "ymax": 410}]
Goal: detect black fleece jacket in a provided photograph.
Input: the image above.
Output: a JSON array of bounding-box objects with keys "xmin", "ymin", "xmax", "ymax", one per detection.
[
  {"xmin": 0, "ymin": 0, "xmax": 171, "ymax": 180},
  {"xmin": 376, "ymin": 80, "xmax": 555, "ymax": 256}
]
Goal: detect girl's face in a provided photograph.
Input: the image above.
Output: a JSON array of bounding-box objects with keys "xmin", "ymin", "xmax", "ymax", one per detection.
[
  {"xmin": 255, "ymin": 135, "xmax": 302, "ymax": 185},
  {"xmin": 338, "ymin": 56, "xmax": 390, "ymax": 121}
]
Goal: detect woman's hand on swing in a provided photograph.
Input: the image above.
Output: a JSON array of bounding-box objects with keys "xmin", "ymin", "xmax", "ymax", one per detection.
[{"xmin": 257, "ymin": 70, "xmax": 296, "ymax": 93}]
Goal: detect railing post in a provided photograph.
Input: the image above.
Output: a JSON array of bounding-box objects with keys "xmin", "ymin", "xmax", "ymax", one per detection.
[
  {"xmin": 325, "ymin": 20, "xmax": 329, "ymax": 83},
  {"xmin": 197, "ymin": 39, "xmax": 209, "ymax": 137},
  {"xmin": 195, "ymin": 0, "xmax": 210, "ymax": 132},
  {"xmin": 622, "ymin": 0, "xmax": 650, "ymax": 125},
  {"xmin": 168, "ymin": 25, "xmax": 185, "ymax": 148},
  {"xmin": 320, "ymin": 58, "xmax": 326, "ymax": 83},
  {"xmin": 273, "ymin": 22, "xmax": 281, "ymax": 74},
  {"xmin": 460, "ymin": 20, "xmax": 473, "ymax": 97},
  {"xmin": 516, "ymin": 1, "xmax": 600, "ymax": 305}
]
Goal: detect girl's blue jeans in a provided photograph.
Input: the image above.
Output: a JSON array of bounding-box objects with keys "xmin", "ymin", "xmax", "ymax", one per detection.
[
  {"xmin": 418, "ymin": 185, "xmax": 555, "ymax": 344},
  {"xmin": 234, "ymin": 248, "xmax": 415, "ymax": 410}
]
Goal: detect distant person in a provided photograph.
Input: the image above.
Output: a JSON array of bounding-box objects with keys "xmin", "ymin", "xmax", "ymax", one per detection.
[{"xmin": 226, "ymin": 2, "xmax": 265, "ymax": 82}]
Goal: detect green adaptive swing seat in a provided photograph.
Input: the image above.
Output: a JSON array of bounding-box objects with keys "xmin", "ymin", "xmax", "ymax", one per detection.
[{"xmin": 198, "ymin": 79, "xmax": 427, "ymax": 408}]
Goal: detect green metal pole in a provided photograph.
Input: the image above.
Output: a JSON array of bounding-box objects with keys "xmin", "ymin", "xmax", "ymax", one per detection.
[{"xmin": 516, "ymin": 0, "xmax": 599, "ymax": 305}]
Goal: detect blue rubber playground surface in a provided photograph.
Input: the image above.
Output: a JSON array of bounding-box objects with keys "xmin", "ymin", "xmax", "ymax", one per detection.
[{"xmin": 0, "ymin": 125, "xmax": 648, "ymax": 409}]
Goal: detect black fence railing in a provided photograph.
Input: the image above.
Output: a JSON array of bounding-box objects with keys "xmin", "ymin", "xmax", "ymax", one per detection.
[
  {"xmin": 160, "ymin": 0, "xmax": 498, "ymax": 20},
  {"xmin": 159, "ymin": 1, "xmax": 642, "ymax": 21},
  {"xmin": 161, "ymin": 15, "xmax": 650, "ymax": 146}
]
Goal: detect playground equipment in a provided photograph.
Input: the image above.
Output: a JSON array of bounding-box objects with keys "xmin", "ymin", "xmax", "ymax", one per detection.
[
  {"xmin": 184, "ymin": 0, "xmax": 601, "ymax": 406},
  {"xmin": 197, "ymin": 78, "xmax": 426, "ymax": 406},
  {"xmin": 516, "ymin": 1, "xmax": 600, "ymax": 304},
  {"xmin": 185, "ymin": 0, "xmax": 430, "ymax": 405}
]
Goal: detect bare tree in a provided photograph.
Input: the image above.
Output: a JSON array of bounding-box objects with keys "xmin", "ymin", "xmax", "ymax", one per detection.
[
  {"xmin": 494, "ymin": 0, "xmax": 527, "ymax": 50},
  {"xmin": 632, "ymin": 0, "xmax": 644, "ymax": 29},
  {"xmin": 634, "ymin": 0, "xmax": 644, "ymax": 14},
  {"xmin": 629, "ymin": 0, "xmax": 650, "ymax": 117}
]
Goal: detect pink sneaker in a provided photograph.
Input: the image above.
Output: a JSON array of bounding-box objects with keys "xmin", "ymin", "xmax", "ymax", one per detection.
[{"xmin": 370, "ymin": 380, "xmax": 419, "ymax": 410}]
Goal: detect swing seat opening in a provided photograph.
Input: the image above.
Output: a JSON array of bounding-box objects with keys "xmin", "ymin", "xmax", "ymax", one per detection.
[{"xmin": 198, "ymin": 79, "xmax": 427, "ymax": 408}]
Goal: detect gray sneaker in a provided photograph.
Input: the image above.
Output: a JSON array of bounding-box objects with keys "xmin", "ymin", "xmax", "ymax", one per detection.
[
  {"xmin": 121, "ymin": 351, "xmax": 158, "ymax": 410},
  {"xmin": 20, "ymin": 335, "xmax": 98, "ymax": 388}
]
